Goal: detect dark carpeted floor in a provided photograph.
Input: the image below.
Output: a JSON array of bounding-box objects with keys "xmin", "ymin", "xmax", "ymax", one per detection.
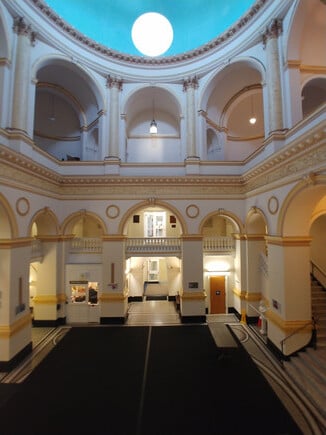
[{"xmin": 0, "ymin": 325, "xmax": 302, "ymax": 435}]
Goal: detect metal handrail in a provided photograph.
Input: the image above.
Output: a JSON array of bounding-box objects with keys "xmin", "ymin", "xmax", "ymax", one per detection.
[
  {"xmin": 310, "ymin": 260, "xmax": 326, "ymax": 289},
  {"xmin": 280, "ymin": 318, "xmax": 316, "ymax": 358}
]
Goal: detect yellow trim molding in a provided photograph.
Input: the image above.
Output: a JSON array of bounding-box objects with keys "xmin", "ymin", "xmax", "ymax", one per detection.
[
  {"xmin": 265, "ymin": 309, "xmax": 312, "ymax": 332},
  {"xmin": 233, "ymin": 287, "xmax": 246, "ymax": 299},
  {"xmin": 33, "ymin": 295, "xmax": 64, "ymax": 304},
  {"xmin": 102, "ymin": 235, "xmax": 127, "ymax": 242},
  {"xmin": 180, "ymin": 290, "xmax": 206, "ymax": 300},
  {"xmin": 245, "ymin": 292, "xmax": 262, "ymax": 302},
  {"xmin": 181, "ymin": 234, "xmax": 203, "ymax": 241},
  {"xmin": 0, "ymin": 237, "xmax": 33, "ymax": 248},
  {"xmin": 266, "ymin": 236, "xmax": 312, "ymax": 247},
  {"xmin": 0, "ymin": 312, "xmax": 31, "ymax": 338},
  {"xmin": 99, "ymin": 291, "xmax": 128, "ymax": 301}
]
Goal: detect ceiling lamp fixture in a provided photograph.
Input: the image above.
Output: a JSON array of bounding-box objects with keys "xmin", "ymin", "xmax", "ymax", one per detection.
[
  {"xmin": 149, "ymin": 88, "xmax": 158, "ymax": 134},
  {"xmin": 249, "ymin": 94, "xmax": 257, "ymax": 125},
  {"xmin": 150, "ymin": 119, "xmax": 158, "ymax": 134}
]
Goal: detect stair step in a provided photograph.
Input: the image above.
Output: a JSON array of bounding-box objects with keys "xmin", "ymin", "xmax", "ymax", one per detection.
[
  {"xmin": 283, "ymin": 360, "xmax": 326, "ymax": 418},
  {"xmin": 299, "ymin": 350, "xmax": 326, "ymax": 381}
]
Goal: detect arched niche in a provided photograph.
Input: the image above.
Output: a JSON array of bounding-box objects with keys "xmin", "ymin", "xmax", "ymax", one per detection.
[
  {"xmin": 245, "ymin": 207, "xmax": 268, "ymax": 235},
  {"xmin": 202, "ymin": 60, "xmax": 265, "ymax": 161},
  {"xmin": 29, "ymin": 208, "xmax": 59, "ymax": 236},
  {"xmin": 33, "ymin": 57, "xmax": 104, "ymax": 161},
  {"xmin": 199, "ymin": 211, "xmax": 242, "ymax": 235},
  {"xmin": 279, "ymin": 176, "xmax": 326, "ymax": 237},
  {"xmin": 62, "ymin": 211, "xmax": 107, "ymax": 237},
  {"xmin": 124, "ymin": 86, "xmax": 182, "ymax": 163},
  {"xmin": 302, "ymin": 77, "xmax": 326, "ymax": 118}
]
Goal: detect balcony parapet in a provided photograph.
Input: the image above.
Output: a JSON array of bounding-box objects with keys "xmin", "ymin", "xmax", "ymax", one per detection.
[{"xmin": 67, "ymin": 236, "xmax": 235, "ymax": 256}]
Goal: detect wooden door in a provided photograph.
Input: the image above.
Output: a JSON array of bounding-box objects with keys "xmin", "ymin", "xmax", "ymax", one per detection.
[{"xmin": 210, "ymin": 276, "xmax": 226, "ymax": 314}]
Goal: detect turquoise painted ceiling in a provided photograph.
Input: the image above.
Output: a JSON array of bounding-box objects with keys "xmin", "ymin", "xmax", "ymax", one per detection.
[{"xmin": 44, "ymin": 0, "xmax": 255, "ymax": 57}]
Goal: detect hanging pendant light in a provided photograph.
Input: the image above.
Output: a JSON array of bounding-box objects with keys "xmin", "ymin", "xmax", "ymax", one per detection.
[
  {"xmin": 249, "ymin": 94, "xmax": 257, "ymax": 125},
  {"xmin": 150, "ymin": 119, "xmax": 158, "ymax": 134},
  {"xmin": 149, "ymin": 87, "xmax": 158, "ymax": 134}
]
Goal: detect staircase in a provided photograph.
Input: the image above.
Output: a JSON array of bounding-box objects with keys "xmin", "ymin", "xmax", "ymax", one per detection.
[
  {"xmin": 282, "ymin": 278, "xmax": 326, "ymax": 429},
  {"xmin": 312, "ymin": 278, "xmax": 326, "ymax": 348}
]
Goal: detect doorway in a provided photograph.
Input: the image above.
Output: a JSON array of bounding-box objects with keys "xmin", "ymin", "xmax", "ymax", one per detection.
[{"xmin": 210, "ymin": 275, "xmax": 226, "ymax": 314}]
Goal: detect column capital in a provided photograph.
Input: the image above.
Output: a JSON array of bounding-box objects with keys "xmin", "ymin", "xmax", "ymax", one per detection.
[
  {"xmin": 183, "ymin": 76, "xmax": 199, "ymax": 92},
  {"xmin": 106, "ymin": 74, "xmax": 123, "ymax": 90},
  {"xmin": 262, "ymin": 18, "xmax": 282, "ymax": 47},
  {"xmin": 13, "ymin": 17, "xmax": 37, "ymax": 45}
]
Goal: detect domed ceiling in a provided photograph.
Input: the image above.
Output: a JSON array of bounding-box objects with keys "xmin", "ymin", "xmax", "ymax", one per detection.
[{"xmin": 44, "ymin": 0, "xmax": 255, "ymax": 57}]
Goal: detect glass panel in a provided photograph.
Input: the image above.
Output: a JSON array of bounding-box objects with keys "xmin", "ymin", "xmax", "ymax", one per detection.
[{"xmin": 71, "ymin": 285, "xmax": 86, "ymax": 303}]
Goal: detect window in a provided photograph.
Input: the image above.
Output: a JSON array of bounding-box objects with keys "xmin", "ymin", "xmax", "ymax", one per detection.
[{"xmin": 144, "ymin": 212, "xmax": 166, "ymax": 237}]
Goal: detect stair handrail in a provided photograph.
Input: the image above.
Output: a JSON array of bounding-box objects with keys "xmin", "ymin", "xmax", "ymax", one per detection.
[
  {"xmin": 310, "ymin": 260, "xmax": 326, "ymax": 289},
  {"xmin": 280, "ymin": 318, "xmax": 316, "ymax": 358}
]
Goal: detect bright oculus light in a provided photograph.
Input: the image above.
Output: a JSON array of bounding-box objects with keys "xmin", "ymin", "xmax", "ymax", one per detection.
[
  {"xmin": 249, "ymin": 116, "xmax": 257, "ymax": 125},
  {"xmin": 132, "ymin": 13, "xmax": 173, "ymax": 57}
]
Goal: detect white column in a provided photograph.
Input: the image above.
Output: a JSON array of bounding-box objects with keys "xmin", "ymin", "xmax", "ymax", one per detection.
[
  {"xmin": 100, "ymin": 236, "xmax": 128, "ymax": 323},
  {"xmin": 0, "ymin": 59, "xmax": 11, "ymax": 128},
  {"xmin": 263, "ymin": 19, "xmax": 284, "ymax": 134},
  {"xmin": 11, "ymin": 17, "xmax": 36, "ymax": 134},
  {"xmin": 180, "ymin": 235, "xmax": 206, "ymax": 321},
  {"xmin": 183, "ymin": 77, "xmax": 199, "ymax": 158},
  {"xmin": 106, "ymin": 75, "xmax": 123, "ymax": 159}
]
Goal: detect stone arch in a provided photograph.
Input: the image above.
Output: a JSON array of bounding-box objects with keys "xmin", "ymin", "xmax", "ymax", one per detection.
[
  {"xmin": 118, "ymin": 200, "xmax": 187, "ymax": 236},
  {"xmin": 28, "ymin": 207, "xmax": 60, "ymax": 236},
  {"xmin": 199, "ymin": 56, "xmax": 266, "ymax": 111},
  {"xmin": 32, "ymin": 55, "xmax": 105, "ymax": 110},
  {"xmin": 0, "ymin": 194, "xmax": 18, "ymax": 239},
  {"xmin": 245, "ymin": 207, "xmax": 268, "ymax": 235},
  {"xmin": 124, "ymin": 84, "xmax": 181, "ymax": 136},
  {"xmin": 301, "ymin": 77, "xmax": 326, "ymax": 118},
  {"xmin": 61, "ymin": 210, "xmax": 107, "ymax": 236},
  {"xmin": 199, "ymin": 209, "xmax": 243, "ymax": 235},
  {"xmin": 278, "ymin": 175, "xmax": 326, "ymax": 237},
  {"xmin": 32, "ymin": 55, "xmax": 105, "ymax": 161}
]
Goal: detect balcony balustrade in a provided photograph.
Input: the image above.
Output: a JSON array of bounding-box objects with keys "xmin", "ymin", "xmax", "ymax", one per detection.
[{"xmin": 66, "ymin": 236, "xmax": 235, "ymax": 256}]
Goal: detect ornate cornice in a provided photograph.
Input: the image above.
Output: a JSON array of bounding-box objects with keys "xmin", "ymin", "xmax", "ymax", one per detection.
[
  {"xmin": 0, "ymin": 118, "xmax": 324, "ymax": 199},
  {"xmin": 29, "ymin": 0, "xmax": 268, "ymax": 66}
]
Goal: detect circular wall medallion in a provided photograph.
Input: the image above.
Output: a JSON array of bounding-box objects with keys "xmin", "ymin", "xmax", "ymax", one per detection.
[
  {"xmin": 106, "ymin": 205, "xmax": 120, "ymax": 219},
  {"xmin": 268, "ymin": 196, "xmax": 279, "ymax": 215},
  {"xmin": 186, "ymin": 204, "xmax": 199, "ymax": 218},
  {"xmin": 16, "ymin": 197, "xmax": 30, "ymax": 216}
]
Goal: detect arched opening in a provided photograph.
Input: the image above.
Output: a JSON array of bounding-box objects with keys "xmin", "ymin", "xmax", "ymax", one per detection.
[
  {"xmin": 125, "ymin": 86, "xmax": 181, "ymax": 163},
  {"xmin": 201, "ymin": 213, "xmax": 239, "ymax": 315},
  {"xmin": 124, "ymin": 205, "xmax": 182, "ymax": 299},
  {"xmin": 34, "ymin": 60, "xmax": 102, "ymax": 161},
  {"xmin": 203, "ymin": 60, "xmax": 265, "ymax": 161}
]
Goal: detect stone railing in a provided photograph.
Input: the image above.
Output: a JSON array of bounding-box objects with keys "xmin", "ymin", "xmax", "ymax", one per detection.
[
  {"xmin": 68, "ymin": 236, "xmax": 235, "ymax": 255},
  {"xmin": 70, "ymin": 237, "xmax": 102, "ymax": 253},
  {"xmin": 126, "ymin": 237, "xmax": 181, "ymax": 256},
  {"xmin": 203, "ymin": 236, "xmax": 235, "ymax": 253}
]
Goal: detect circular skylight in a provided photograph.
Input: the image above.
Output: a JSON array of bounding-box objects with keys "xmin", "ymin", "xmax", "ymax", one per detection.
[
  {"xmin": 43, "ymin": 0, "xmax": 256, "ymax": 57},
  {"xmin": 132, "ymin": 13, "xmax": 173, "ymax": 57}
]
